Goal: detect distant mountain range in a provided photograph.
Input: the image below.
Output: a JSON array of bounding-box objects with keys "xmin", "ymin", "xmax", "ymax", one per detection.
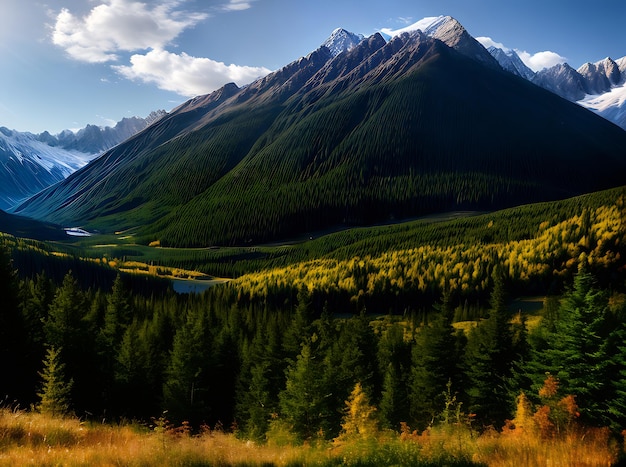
[
  {"xmin": 10, "ymin": 16, "xmax": 626, "ymax": 247},
  {"xmin": 485, "ymin": 45, "xmax": 626, "ymax": 130},
  {"xmin": 0, "ymin": 111, "xmax": 166, "ymax": 210}
]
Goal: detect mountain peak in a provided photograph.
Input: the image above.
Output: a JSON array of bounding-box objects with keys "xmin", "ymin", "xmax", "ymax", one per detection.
[
  {"xmin": 322, "ymin": 28, "xmax": 365, "ymax": 57},
  {"xmin": 381, "ymin": 15, "xmax": 499, "ymax": 70},
  {"xmin": 487, "ymin": 46, "xmax": 535, "ymax": 80}
]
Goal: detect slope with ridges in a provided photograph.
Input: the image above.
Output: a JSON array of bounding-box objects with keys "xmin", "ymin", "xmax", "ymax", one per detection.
[{"xmin": 13, "ymin": 31, "xmax": 626, "ymax": 247}]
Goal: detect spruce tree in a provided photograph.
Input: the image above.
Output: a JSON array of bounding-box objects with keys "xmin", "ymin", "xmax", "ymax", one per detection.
[
  {"xmin": 0, "ymin": 244, "xmax": 28, "ymax": 402},
  {"xmin": 37, "ymin": 346, "xmax": 73, "ymax": 417},
  {"xmin": 409, "ymin": 290, "xmax": 463, "ymax": 429},
  {"xmin": 102, "ymin": 274, "xmax": 132, "ymax": 348},
  {"xmin": 163, "ymin": 308, "xmax": 213, "ymax": 425},
  {"xmin": 535, "ymin": 263, "xmax": 612, "ymax": 425},
  {"xmin": 464, "ymin": 269, "xmax": 515, "ymax": 427},
  {"xmin": 378, "ymin": 321, "xmax": 411, "ymax": 430},
  {"xmin": 43, "ymin": 272, "xmax": 96, "ymax": 412},
  {"xmin": 279, "ymin": 342, "xmax": 327, "ymax": 441}
]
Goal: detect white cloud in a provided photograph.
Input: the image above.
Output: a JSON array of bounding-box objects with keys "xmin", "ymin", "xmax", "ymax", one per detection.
[
  {"xmin": 52, "ymin": 0, "xmax": 208, "ymax": 63},
  {"xmin": 222, "ymin": 0, "xmax": 254, "ymax": 11},
  {"xmin": 476, "ymin": 36, "xmax": 509, "ymax": 53},
  {"xmin": 114, "ymin": 49, "xmax": 271, "ymax": 97},
  {"xmin": 515, "ymin": 49, "xmax": 567, "ymax": 72}
]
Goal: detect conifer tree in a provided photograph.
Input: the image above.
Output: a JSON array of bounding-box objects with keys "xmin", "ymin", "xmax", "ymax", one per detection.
[
  {"xmin": 43, "ymin": 271, "xmax": 96, "ymax": 411},
  {"xmin": 322, "ymin": 313, "xmax": 378, "ymax": 436},
  {"xmin": 378, "ymin": 321, "xmax": 411, "ymax": 430},
  {"xmin": 163, "ymin": 308, "xmax": 213, "ymax": 425},
  {"xmin": 279, "ymin": 342, "xmax": 327, "ymax": 441},
  {"xmin": 37, "ymin": 346, "xmax": 73, "ymax": 417},
  {"xmin": 103, "ymin": 274, "xmax": 132, "ymax": 348},
  {"xmin": 0, "ymin": 244, "xmax": 28, "ymax": 402},
  {"xmin": 464, "ymin": 269, "xmax": 515, "ymax": 427},
  {"xmin": 337, "ymin": 382, "xmax": 378, "ymax": 441},
  {"xmin": 282, "ymin": 287, "xmax": 312, "ymax": 360},
  {"xmin": 535, "ymin": 263, "xmax": 613, "ymax": 425},
  {"xmin": 410, "ymin": 290, "xmax": 463, "ymax": 429}
]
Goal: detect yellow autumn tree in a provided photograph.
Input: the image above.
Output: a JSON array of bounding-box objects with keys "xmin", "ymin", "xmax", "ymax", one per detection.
[{"xmin": 336, "ymin": 382, "xmax": 379, "ymax": 442}]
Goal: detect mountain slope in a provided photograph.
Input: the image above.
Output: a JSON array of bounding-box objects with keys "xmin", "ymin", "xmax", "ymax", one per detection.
[
  {"xmin": 13, "ymin": 28, "xmax": 626, "ymax": 247},
  {"xmin": 487, "ymin": 47, "xmax": 534, "ymax": 80},
  {"xmin": 0, "ymin": 128, "xmax": 94, "ymax": 210},
  {"xmin": 0, "ymin": 111, "xmax": 166, "ymax": 210}
]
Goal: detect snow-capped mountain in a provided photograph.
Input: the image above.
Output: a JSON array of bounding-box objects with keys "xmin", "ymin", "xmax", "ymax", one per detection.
[
  {"xmin": 0, "ymin": 110, "xmax": 166, "ymax": 210},
  {"xmin": 531, "ymin": 63, "xmax": 589, "ymax": 101},
  {"xmin": 322, "ymin": 28, "xmax": 365, "ymax": 57},
  {"xmin": 382, "ymin": 15, "xmax": 500, "ymax": 71},
  {"xmin": 577, "ymin": 57, "xmax": 622, "ymax": 95},
  {"xmin": 0, "ymin": 128, "xmax": 93, "ymax": 210},
  {"xmin": 486, "ymin": 44, "xmax": 626, "ymax": 130},
  {"xmin": 487, "ymin": 47, "xmax": 534, "ymax": 80}
]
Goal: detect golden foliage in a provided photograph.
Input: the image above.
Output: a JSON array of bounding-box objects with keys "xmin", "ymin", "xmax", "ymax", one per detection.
[{"xmin": 234, "ymin": 201, "xmax": 625, "ymax": 301}]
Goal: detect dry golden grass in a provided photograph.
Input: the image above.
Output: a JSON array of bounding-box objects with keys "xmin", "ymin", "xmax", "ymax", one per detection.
[
  {"xmin": 474, "ymin": 427, "xmax": 618, "ymax": 467},
  {"xmin": 0, "ymin": 409, "xmax": 622, "ymax": 466}
]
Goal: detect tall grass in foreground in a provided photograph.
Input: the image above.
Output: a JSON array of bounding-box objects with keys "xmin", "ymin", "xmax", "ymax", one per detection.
[{"xmin": 0, "ymin": 408, "xmax": 620, "ymax": 466}]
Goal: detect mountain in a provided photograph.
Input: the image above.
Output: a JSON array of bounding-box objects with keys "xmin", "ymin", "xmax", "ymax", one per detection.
[
  {"xmin": 0, "ymin": 128, "xmax": 93, "ymax": 210},
  {"xmin": 486, "ymin": 46, "xmax": 626, "ymax": 130},
  {"xmin": 0, "ymin": 111, "xmax": 166, "ymax": 210},
  {"xmin": 577, "ymin": 57, "xmax": 622, "ymax": 95},
  {"xmin": 42, "ymin": 110, "xmax": 167, "ymax": 154},
  {"xmin": 383, "ymin": 15, "xmax": 500, "ymax": 71},
  {"xmin": 322, "ymin": 28, "xmax": 365, "ymax": 57},
  {"xmin": 531, "ymin": 63, "xmax": 589, "ymax": 101},
  {"xmin": 487, "ymin": 47, "xmax": 534, "ymax": 80},
  {"xmin": 12, "ymin": 22, "xmax": 626, "ymax": 247}
]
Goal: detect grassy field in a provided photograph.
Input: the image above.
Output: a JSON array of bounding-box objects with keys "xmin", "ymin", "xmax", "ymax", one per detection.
[{"xmin": 0, "ymin": 409, "xmax": 620, "ymax": 466}]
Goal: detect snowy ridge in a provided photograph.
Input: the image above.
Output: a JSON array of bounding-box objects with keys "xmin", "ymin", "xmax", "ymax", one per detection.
[
  {"xmin": 0, "ymin": 128, "xmax": 94, "ymax": 175},
  {"xmin": 322, "ymin": 28, "xmax": 365, "ymax": 57},
  {"xmin": 0, "ymin": 110, "xmax": 166, "ymax": 210},
  {"xmin": 380, "ymin": 15, "xmax": 452, "ymax": 38},
  {"xmin": 487, "ymin": 46, "xmax": 535, "ymax": 80}
]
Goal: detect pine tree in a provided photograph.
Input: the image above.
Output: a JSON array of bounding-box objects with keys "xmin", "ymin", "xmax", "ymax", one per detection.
[
  {"xmin": 410, "ymin": 290, "xmax": 463, "ymax": 429},
  {"xmin": 102, "ymin": 274, "xmax": 132, "ymax": 348},
  {"xmin": 163, "ymin": 308, "xmax": 213, "ymax": 425},
  {"xmin": 378, "ymin": 321, "xmax": 411, "ymax": 430},
  {"xmin": 535, "ymin": 263, "xmax": 613, "ymax": 425},
  {"xmin": 0, "ymin": 244, "xmax": 28, "ymax": 402},
  {"xmin": 464, "ymin": 269, "xmax": 515, "ymax": 427},
  {"xmin": 43, "ymin": 272, "xmax": 95, "ymax": 412},
  {"xmin": 37, "ymin": 347, "xmax": 73, "ymax": 417},
  {"xmin": 279, "ymin": 342, "xmax": 327, "ymax": 441}
]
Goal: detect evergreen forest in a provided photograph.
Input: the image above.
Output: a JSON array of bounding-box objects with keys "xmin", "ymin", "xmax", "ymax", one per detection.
[{"xmin": 1, "ymin": 186, "xmax": 626, "ymax": 466}]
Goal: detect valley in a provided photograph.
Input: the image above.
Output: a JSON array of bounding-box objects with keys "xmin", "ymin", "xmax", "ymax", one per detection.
[{"xmin": 1, "ymin": 12, "xmax": 626, "ymax": 467}]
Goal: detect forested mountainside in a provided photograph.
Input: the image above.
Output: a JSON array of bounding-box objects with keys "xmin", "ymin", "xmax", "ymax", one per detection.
[{"xmin": 13, "ymin": 30, "xmax": 626, "ymax": 247}]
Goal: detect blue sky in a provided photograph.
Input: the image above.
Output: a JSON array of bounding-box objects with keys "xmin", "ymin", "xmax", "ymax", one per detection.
[{"xmin": 2, "ymin": 0, "xmax": 625, "ymax": 134}]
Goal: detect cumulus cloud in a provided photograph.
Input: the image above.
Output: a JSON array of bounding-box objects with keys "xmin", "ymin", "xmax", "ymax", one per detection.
[
  {"xmin": 52, "ymin": 0, "xmax": 208, "ymax": 63},
  {"xmin": 515, "ymin": 49, "xmax": 568, "ymax": 72},
  {"xmin": 114, "ymin": 49, "xmax": 271, "ymax": 97},
  {"xmin": 52, "ymin": 0, "xmax": 270, "ymax": 97}
]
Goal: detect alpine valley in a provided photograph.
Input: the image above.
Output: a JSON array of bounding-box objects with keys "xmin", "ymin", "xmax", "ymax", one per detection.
[
  {"xmin": 9, "ymin": 16, "xmax": 626, "ymax": 247},
  {"xmin": 2, "ymin": 14, "xmax": 626, "ymax": 466}
]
